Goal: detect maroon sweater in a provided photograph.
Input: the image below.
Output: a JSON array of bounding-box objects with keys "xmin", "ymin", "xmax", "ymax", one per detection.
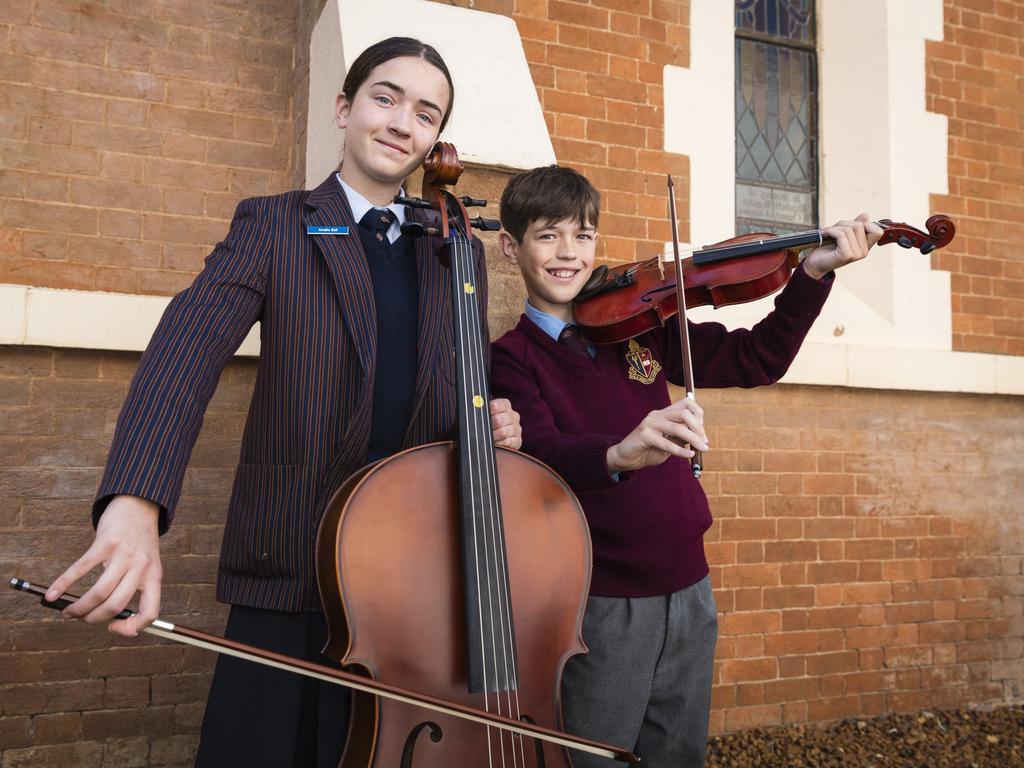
[{"xmin": 490, "ymin": 264, "xmax": 833, "ymax": 597}]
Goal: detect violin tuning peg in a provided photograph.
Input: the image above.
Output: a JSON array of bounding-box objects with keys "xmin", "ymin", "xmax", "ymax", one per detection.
[
  {"xmin": 469, "ymin": 217, "xmax": 501, "ymax": 232},
  {"xmin": 897, "ymin": 235, "xmax": 913, "ymax": 249},
  {"xmin": 460, "ymin": 196, "xmax": 487, "ymax": 208}
]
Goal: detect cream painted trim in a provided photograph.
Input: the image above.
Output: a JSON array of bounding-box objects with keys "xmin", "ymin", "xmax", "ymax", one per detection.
[
  {"xmin": 2, "ymin": 282, "xmax": 1021, "ymax": 396},
  {"xmin": 306, "ymin": 0, "xmax": 555, "ymax": 188},
  {"xmin": 659, "ymin": 0, "xmax": 989, "ymax": 390},
  {"xmin": 784, "ymin": 342, "xmax": 1024, "ymax": 396},
  {"xmin": 662, "ymin": 0, "xmax": 735, "ymax": 246},
  {"xmin": 0, "ymin": 284, "xmax": 260, "ymax": 357}
]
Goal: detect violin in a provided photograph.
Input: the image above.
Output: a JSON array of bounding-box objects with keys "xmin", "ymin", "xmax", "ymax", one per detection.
[{"xmin": 573, "ymin": 213, "xmax": 956, "ymax": 345}]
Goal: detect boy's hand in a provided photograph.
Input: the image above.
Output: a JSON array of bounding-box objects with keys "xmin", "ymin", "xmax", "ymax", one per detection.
[
  {"xmin": 802, "ymin": 213, "xmax": 884, "ymax": 280},
  {"xmin": 607, "ymin": 397, "xmax": 708, "ymax": 473},
  {"xmin": 45, "ymin": 495, "xmax": 163, "ymax": 637},
  {"xmin": 491, "ymin": 398, "xmax": 523, "ymax": 451}
]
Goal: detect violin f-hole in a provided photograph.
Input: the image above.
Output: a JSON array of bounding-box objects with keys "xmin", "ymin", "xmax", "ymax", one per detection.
[{"xmin": 399, "ymin": 721, "xmax": 443, "ymax": 768}]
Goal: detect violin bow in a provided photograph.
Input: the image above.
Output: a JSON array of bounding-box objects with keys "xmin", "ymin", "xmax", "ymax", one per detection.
[
  {"xmin": 10, "ymin": 578, "xmax": 639, "ymax": 763},
  {"xmin": 667, "ymin": 175, "xmax": 703, "ymax": 479}
]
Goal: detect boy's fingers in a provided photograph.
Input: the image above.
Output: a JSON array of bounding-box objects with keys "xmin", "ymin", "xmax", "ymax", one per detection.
[
  {"xmin": 651, "ymin": 413, "xmax": 708, "ymax": 447},
  {"xmin": 652, "ymin": 434, "xmax": 694, "ymax": 458}
]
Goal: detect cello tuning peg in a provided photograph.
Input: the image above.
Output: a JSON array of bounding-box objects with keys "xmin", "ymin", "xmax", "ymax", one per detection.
[
  {"xmin": 469, "ymin": 217, "xmax": 501, "ymax": 232},
  {"xmin": 400, "ymin": 222, "xmax": 439, "ymax": 238},
  {"xmin": 460, "ymin": 196, "xmax": 487, "ymax": 208},
  {"xmin": 395, "ymin": 196, "xmax": 436, "ymax": 211}
]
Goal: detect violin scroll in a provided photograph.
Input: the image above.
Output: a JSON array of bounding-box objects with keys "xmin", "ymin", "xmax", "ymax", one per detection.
[{"xmin": 877, "ymin": 214, "xmax": 955, "ymax": 255}]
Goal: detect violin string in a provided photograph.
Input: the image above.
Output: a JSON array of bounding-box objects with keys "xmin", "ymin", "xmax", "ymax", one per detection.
[
  {"xmin": 456, "ymin": 224, "xmax": 526, "ymax": 765},
  {"xmin": 451, "ymin": 216, "xmax": 523, "ymax": 766},
  {"xmin": 447, "ymin": 217, "xmax": 498, "ymax": 765},
  {"xmin": 614, "ymin": 226, "xmax": 825, "ymax": 283}
]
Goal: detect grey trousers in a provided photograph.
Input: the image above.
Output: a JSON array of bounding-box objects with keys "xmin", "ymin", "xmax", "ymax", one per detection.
[{"xmin": 561, "ymin": 576, "xmax": 718, "ymax": 768}]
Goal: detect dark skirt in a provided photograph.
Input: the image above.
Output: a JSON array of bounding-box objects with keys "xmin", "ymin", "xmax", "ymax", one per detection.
[{"xmin": 194, "ymin": 606, "xmax": 350, "ymax": 768}]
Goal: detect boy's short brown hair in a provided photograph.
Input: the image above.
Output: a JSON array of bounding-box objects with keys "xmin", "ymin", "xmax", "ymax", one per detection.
[{"xmin": 499, "ymin": 165, "xmax": 600, "ymax": 243}]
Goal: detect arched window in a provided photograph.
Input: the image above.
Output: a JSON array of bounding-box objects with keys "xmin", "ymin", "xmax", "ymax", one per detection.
[{"xmin": 735, "ymin": 0, "xmax": 817, "ymax": 235}]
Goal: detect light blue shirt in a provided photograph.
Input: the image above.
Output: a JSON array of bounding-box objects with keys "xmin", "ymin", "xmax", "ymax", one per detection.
[
  {"xmin": 336, "ymin": 173, "xmax": 406, "ymax": 244},
  {"xmin": 523, "ymin": 301, "xmax": 595, "ymax": 358}
]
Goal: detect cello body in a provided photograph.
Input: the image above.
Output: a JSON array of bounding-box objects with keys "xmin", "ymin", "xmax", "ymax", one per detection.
[{"xmin": 316, "ymin": 443, "xmax": 591, "ymax": 767}]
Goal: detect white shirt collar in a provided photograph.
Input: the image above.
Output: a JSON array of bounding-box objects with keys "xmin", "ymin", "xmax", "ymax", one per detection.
[{"xmin": 336, "ymin": 173, "xmax": 407, "ymax": 244}]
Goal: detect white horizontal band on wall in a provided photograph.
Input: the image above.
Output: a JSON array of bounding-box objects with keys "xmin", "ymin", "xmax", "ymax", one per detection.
[
  {"xmin": 0, "ymin": 283, "xmax": 259, "ymax": 357},
  {"xmin": 2, "ymin": 282, "xmax": 1021, "ymax": 395}
]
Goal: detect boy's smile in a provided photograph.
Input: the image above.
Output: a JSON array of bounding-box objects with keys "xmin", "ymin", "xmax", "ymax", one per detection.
[{"xmin": 501, "ymin": 218, "xmax": 598, "ymax": 322}]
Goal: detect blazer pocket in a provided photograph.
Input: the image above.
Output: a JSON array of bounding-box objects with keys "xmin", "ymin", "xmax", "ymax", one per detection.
[
  {"xmin": 439, "ymin": 344, "xmax": 457, "ymax": 385},
  {"xmin": 220, "ymin": 463, "xmax": 311, "ymax": 581}
]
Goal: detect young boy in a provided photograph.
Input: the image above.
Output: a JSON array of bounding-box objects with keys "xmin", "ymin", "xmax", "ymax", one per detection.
[{"xmin": 490, "ymin": 165, "xmax": 881, "ymax": 767}]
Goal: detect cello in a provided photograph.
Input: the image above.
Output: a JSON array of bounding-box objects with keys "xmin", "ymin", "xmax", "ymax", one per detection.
[{"xmin": 315, "ymin": 142, "xmax": 614, "ymax": 767}]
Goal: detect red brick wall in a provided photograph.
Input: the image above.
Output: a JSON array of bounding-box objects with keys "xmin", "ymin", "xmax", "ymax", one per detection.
[
  {"xmin": 927, "ymin": 0, "xmax": 1024, "ymax": 355},
  {"xmin": 696, "ymin": 384, "xmax": 1024, "ymax": 732},
  {"xmin": 1, "ymin": 347, "xmax": 251, "ymax": 766},
  {"xmin": 511, "ymin": 0, "xmax": 691, "ymax": 261},
  {"xmin": 0, "ymin": 0, "xmax": 298, "ymax": 296},
  {"xmin": 1, "ymin": 0, "xmax": 1023, "ymax": 764}
]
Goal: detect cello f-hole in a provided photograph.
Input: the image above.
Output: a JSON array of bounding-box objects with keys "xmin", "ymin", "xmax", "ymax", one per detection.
[
  {"xmin": 399, "ymin": 721, "xmax": 443, "ymax": 768},
  {"xmin": 521, "ymin": 714, "xmax": 547, "ymax": 768}
]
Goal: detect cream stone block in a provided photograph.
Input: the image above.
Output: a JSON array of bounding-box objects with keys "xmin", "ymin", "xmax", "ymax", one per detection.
[
  {"xmin": 662, "ymin": 0, "xmax": 735, "ymax": 251},
  {"xmin": 1, "ymin": 284, "xmax": 259, "ymax": 356},
  {"xmin": 819, "ymin": 0, "xmax": 948, "ymax": 320},
  {"xmin": 306, "ymin": 0, "xmax": 554, "ymax": 188},
  {"xmin": 777, "ymin": 343, "xmax": 1024, "ymax": 396},
  {"xmin": 0, "ymin": 285, "xmax": 27, "ymax": 345}
]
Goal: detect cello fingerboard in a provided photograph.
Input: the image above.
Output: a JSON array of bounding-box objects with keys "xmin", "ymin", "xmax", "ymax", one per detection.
[{"xmin": 447, "ymin": 229, "xmax": 520, "ymax": 695}]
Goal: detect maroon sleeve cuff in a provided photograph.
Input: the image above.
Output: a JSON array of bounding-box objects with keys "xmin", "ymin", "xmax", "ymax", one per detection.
[{"xmin": 563, "ymin": 435, "xmax": 633, "ymax": 492}]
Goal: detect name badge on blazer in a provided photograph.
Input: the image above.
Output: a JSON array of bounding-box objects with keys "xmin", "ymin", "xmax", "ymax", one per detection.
[{"xmin": 307, "ymin": 225, "xmax": 350, "ymax": 235}]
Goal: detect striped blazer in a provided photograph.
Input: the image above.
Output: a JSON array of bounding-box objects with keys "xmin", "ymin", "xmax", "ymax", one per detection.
[{"xmin": 94, "ymin": 174, "xmax": 489, "ymax": 611}]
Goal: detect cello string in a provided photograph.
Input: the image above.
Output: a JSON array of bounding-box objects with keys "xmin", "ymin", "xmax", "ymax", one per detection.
[
  {"xmin": 451, "ymin": 215, "xmax": 522, "ymax": 766},
  {"xmin": 448, "ymin": 211, "xmax": 507, "ymax": 766},
  {"xmin": 455, "ymin": 223, "xmax": 525, "ymax": 765},
  {"xmin": 446, "ymin": 213, "xmax": 497, "ymax": 764},
  {"xmin": 454, "ymin": 225, "xmax": 516, "ymax": 767}
]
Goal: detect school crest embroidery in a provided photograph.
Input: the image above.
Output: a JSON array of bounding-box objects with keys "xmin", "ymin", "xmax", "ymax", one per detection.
[{"xmin": 625, "ymin": 338, "xmax": 661, "ymax": 384}]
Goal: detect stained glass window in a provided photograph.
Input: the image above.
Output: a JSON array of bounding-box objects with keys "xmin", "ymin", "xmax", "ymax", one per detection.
[{"xmin": 735, "ymin": 0, "xmax": 817, "ymax": 235}]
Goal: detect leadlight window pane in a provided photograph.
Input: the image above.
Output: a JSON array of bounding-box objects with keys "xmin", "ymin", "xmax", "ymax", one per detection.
[
  {"xmin": 735, "ymin": 0, "xmax": 813, "ymax": 44},
  {"xmin": 735, "ymin": 41, "xmax": 816, "ymax": 230},
  {"xmin": 735, "ymin": 1, "xmax": 817, "ymax": 236}
]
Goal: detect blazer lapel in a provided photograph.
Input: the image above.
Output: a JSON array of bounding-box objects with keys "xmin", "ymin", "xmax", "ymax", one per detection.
[
  {"xmin": 410, "ymin": 217, "xmax": 450, "ymax": 408},
  {"xmin": 303, "ymin": 175, "xmax": 375, "ymax": 377}
]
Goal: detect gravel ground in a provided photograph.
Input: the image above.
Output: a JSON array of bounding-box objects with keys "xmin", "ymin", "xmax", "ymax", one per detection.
[{"xmin": 706, "ymin": 706, "xmax": 1024, "ymax": 767}]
